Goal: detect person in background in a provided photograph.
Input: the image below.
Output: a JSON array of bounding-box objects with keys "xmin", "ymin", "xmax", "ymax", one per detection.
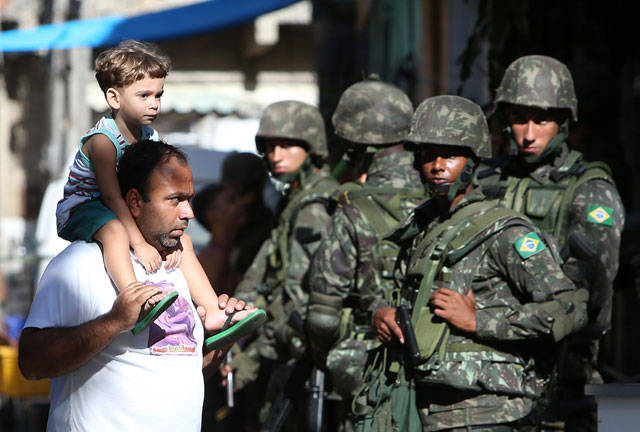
[
  {"xmin": 193, "ymin": 183, "xmax": 246, "ymax": 297},
  {"xmin": 231, "ymin": 101, "xmax": 337, "ymax": 430},
  {"xmin": 305, "ymin": 77, "xmax": 424, "ymax": 428},
  {"xmin": 220, "ymin": 152, "xmax": 275, "ymax": 281},
  {"xmin": 370, "ymin": 95, "xmax": 588, "ymax": 431},
  {"xmin": 476, "ymin": 55, "xmax": 624, "ymax": 431}
]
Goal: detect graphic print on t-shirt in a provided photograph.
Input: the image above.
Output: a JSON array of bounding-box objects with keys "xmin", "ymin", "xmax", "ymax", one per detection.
[{"xmin": 144, "ymin": 279, "xmax": 198, "ymax": 355}]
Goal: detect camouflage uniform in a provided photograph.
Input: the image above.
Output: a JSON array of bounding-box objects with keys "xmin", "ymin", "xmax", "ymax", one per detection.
[
  {"xmin": 305, "ymin": 80, "xmax": 424, "ymax": 405},
  {"xmin": 232, "ymin": 101, "xmax": 337, "ymax": 429},
  {"xmin": 237, "ymin": 167, "xmax": 337, "ymax": 359},
  {"xmin": 477, "ymin": 55, "xmax": 624, "ymax": 430},
  {"xmin": 367, "ymin": 96, "xmax": 588, "ymax": 431}
]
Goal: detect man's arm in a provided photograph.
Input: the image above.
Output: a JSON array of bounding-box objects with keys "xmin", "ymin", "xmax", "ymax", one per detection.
[{"xmin": 19, "ymin": 282, "xmax": 160, "ymax": 380}]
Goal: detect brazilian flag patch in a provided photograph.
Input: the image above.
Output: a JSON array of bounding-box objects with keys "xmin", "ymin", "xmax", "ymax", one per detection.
[
  {"xmin": 514, "ymin": 232, "xmax": 546, "ymax": 259},
  {"xmin": 587, "ymin": 205, "xmax": 613, "ymax": 226}
]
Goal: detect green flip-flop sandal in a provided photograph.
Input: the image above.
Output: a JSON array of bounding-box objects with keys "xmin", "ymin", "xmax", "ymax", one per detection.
[
  {"xmin": 132, "ymin": 290, "xmax": 179, "ymax": 335},
  {"xmin": 204, "ymin": 309, "xmax": 267, "ymax": 352}
]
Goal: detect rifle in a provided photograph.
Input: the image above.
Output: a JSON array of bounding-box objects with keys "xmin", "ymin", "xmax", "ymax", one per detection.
[
  {"xmin": 396, "ymin": 304, "xmax": 421, "ymax": 368},
  {"xmin": 261, "ymin": 353, "xmax": 313, "ymax": 432},
  {"xmin": 261, "ymin": 310, "xmax": 324, "ymax": 432}
]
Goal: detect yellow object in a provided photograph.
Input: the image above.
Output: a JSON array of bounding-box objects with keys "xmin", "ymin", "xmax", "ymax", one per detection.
[{"xmin": 0, "ymin": 345, "xmax": 50, "ymax": 397}]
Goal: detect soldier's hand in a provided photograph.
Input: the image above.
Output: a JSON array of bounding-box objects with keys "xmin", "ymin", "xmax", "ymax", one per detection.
[
  {"xmin": 373, "ymin": 307, "xmax": 404, "ymax": 345},
  {"xmin": 429, "ymin": 288, "xmax": 477, "ymax": 333}
]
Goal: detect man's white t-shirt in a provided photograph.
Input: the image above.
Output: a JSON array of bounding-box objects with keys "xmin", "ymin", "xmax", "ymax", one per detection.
[{"xmin": 24, "ymin": 242, "xmax": 204, "ymax": 432}]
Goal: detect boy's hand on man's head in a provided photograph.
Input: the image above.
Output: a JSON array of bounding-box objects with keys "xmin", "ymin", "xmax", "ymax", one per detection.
[{"xmin": 132, "ymin": 241, "xmax": 163, "ymax": 273}]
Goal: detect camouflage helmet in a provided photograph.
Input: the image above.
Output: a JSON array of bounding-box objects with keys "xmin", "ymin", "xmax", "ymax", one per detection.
[
  {"xmin": 332, "ymin": 78, "xmax": 413, "ymax": 146},
  {"xmin": 494, "ymin": 55, "xmax": 578, "ymax": 121},
  {"xmin": 407, "ymin": 95, "xmax": 491, "ymax": 159},
  {"xmin": 255, "ymin": 100, "xmax": 328, "ymax": 159}
]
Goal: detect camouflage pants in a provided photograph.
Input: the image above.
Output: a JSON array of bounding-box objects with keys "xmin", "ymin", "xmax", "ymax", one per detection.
[
  {"xmin": 542, "ymin": 341, "xmax": 600, "ymax": 432},
  {"xmin": 416, "ymin": 389, "xmax": 535, "ymax": 432}
]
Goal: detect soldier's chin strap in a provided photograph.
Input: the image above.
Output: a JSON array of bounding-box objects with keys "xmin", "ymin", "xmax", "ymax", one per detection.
[
  {"xmin": 268, "ymin": 156, "xmax": 314, "ymax": 195},
  {"xmin": 508, "ymin": 120, "xmax": 569, "ymax": 166},
  {"xmin": 426, "ymin": 158, "xmax": 477, "ymax": 203}
]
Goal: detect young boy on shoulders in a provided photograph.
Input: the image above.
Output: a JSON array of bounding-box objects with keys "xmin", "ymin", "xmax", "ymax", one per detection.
[{"xmin": 55, "ymin": 40, "xmax": 264, "ymax": 345}]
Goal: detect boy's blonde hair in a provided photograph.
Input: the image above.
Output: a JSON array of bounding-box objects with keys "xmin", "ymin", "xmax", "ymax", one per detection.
[{"xmin": 95, "ymin": 40, "xmax": 171, "ymax": 93}]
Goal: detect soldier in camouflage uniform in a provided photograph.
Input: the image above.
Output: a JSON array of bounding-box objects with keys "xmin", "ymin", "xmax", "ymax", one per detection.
[
  {"xmin": 230, "ymin": 100, "xmax": 338, "ymax": 429},
  {"xmin": 371, "ymin": 95, "xmax": 588, "ymax": 431},
  {"xmin": 305, "ymin": 78, "xmax": 424, "ymax": 411},
  {"xmin": 476, "ymin": 55, "xmax": 624, "ymax": 431}
]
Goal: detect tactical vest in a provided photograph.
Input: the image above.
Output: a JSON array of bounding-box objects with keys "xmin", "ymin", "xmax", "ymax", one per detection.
[
  {"xmin": 402, "ymin": 200, "xmax": 549, "ymax": 398},
  {"xmin": 323, "ymin": 183, "xmax": 424, "ymax": 403},
  {"xmin": 335, "ymin": 183, "xmax": 426, "ymax": 309},
  {"xmin": 263, "ymin": 175, "xmax": 338, "ymax": 302},
  {"xmin": 480, "ymin": 150, "xmax": 613, "ymax": 248}
]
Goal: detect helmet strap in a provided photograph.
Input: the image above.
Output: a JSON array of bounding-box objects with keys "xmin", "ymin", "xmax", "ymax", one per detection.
[
  {"xmin": 425, "ymin": 158, "xmax": 477, "ymax": 203},
  {"xmin": 268, "ymin": 156, "xmax": 314, "ymax": 195}
]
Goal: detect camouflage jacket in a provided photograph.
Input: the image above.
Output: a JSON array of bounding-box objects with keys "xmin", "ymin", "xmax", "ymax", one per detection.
[
  {"xmin": 476, "ymin": 143, "xmax": 624, "ymax": 334},
  {"xmin": 309, "ymin": 150, "xmax": 424, "ymax": 321},
  {"xmin": 392, "ymin": 187, "xmax": 587, "ymax": 430},
  {"xmin": 236, "ymin": 166, "xmax": 337, "ymax": 360}
]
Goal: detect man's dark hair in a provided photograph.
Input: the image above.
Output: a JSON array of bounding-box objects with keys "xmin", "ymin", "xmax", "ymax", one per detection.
[{"xmin": 118, "ymin": 139, "xmax": 188, "ymax": 201}]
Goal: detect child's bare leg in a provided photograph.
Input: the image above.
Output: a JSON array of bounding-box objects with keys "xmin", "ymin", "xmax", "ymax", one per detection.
[
  {"xmin": 179, "ymin": 234, "xmax": 251, "ymax": 332},
  {"xmin": 94, "ymin": 219, "xmax": 164, "ymax": 310}
]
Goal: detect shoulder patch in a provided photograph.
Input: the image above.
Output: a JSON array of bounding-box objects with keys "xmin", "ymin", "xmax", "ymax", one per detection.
[
  {"xmin": 514, "ymin": 232, "xmax": 546, "ymax": 259},
  {"xmin": 587, "ymin": 205, "xmax": 613, "ymax": 226}
]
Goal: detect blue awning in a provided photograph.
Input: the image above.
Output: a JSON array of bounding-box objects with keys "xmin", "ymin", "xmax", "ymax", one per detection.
[{"xmin": 0, "ymin": 0, "xmax": 300, "ymax": 53}]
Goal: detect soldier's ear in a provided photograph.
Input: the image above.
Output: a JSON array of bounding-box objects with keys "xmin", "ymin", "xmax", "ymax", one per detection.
[{"xmin": 125, "ymin": 188, "xmax": 144, "ymax": 218}]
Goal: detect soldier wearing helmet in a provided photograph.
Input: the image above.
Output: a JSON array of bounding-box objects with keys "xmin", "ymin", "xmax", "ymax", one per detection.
[
  {"xmin": 477, "ymin": 55, "xmax": 624, "ymax": 431},
  {"xmin": 230, "ymin": 101, "xmax": 337, "ymax": 430},
  {"xmin": 305, "ymin": 78, "xmax": 424, "ymax": 416},
  {"xmin": 368, "ymin": 95, "xmax": 587, "ymax": 431}
]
